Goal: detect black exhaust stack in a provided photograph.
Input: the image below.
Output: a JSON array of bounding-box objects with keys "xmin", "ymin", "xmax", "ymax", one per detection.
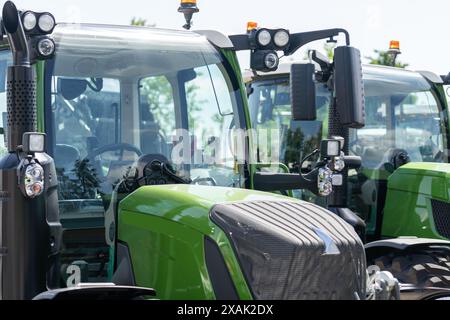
[
  {"xmin": 0, "ymin": 1, "xmax": 61, "ymax": 300},
  {"xmin": 2, "ymin": 1, "xmax": 35, "ymax": 152}
]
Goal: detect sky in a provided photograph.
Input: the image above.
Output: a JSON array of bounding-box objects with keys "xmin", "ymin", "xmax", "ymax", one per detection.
[{"xmin": 7, "ymin": 0, "xmax": 450, "ymax": 75}]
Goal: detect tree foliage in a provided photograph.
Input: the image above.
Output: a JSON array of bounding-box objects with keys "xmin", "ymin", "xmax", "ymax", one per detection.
[
  {"xmin": 323, "ymin": 43, "xmax": 336, "ymax": 61},
  {"xmin": 366, "ymin": 50, "xmax": 409, "ymax": 68},
  {"xmin": 57, "ymin": 159, "xmax": 100, "ymax": 200},
  {"xmin": 130, "ymin": 17, "xmax": 155, "ymax": 27}
]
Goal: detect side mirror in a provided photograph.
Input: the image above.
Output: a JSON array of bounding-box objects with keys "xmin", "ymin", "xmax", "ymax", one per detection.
[
  {"xmin": 290, "ymin": 63, "xmax": 316, "ymax": 121},
  {"xmin": 333, "ymin": 46, "xmax": 365, "ymax": 129},
  {"xmin": 442, "ymin": 72, "xmax": 450, "ymax": 85}
]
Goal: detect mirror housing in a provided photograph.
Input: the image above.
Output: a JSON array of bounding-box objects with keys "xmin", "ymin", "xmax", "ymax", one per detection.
[
  {"xmin": 333, "ymin": 46, "xmax": 365, "ymax": 129},
  {"xmin": 290, "ymin": 63, "xmax": 316, "ymax": 121},
  {"xmin": 441, "ymin": 72, "xmax": 450, "ymax": 85}
]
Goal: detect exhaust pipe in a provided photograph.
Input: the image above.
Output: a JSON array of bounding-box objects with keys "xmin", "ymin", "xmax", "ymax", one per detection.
[
  {"xmin": 0, "ymin": 1, "xmax": 61, "ymax": 300},
  {"xmin": 3, "ymin": 1, "xmax": 30, "ymax": 67},
  {"xmin": 2, "ymin": 1, "xmax": 36, "ymax": 152}
]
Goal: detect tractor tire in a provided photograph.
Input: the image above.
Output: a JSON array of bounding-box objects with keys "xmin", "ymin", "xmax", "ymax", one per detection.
[{"xmin": 371, "ymin": 252, "xmax": 450, "ymax": 289}]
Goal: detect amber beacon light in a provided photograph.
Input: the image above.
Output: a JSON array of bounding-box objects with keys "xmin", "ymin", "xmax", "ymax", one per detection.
[{"xmin": 178, "ymin": 0, "xmax": 199, "ymax": 30}]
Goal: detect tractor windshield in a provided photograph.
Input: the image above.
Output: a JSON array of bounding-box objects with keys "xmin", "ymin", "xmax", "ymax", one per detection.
[
  {"xmin": 248, "ymin": 64, "xmax": 449, "ymax": 234},
  {"xmin": 249, "ymin": 65, "xmax": 448, "ymax": 169},
  {"xmin": 48, "ymin": 24, "xmax": 244, "ymax": 190},
  {"xmin": 357, "ymin": 66, "xmax": 447, "ymax": 167},
  {"xmin": 44, "ymin": 24, "xmax": 245, "ymax": 285}
]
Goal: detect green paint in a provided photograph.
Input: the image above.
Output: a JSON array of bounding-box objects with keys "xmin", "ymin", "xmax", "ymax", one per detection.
[
  {"xmin": 119, "ymin": 185, "xmax": 288, "ymax": 235},
  {"xmin": 118, "ymin": 185, "xmax": 286, "ymax": 299},
  {"xmin": 382, "ymin": 162, "xmax": 450, "ymax": 240}
]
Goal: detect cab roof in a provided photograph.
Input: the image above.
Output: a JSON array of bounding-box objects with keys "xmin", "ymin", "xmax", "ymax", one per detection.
[
  {"xmin": 242, "ymin": 59, "xmax": 442, "ymax": 85},
  {"xmin": 51, "ymin": 23, "xmax": 230, "ymax": 79}
]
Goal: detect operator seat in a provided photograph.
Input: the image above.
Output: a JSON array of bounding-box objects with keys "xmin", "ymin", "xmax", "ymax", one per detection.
[
  {"xmin": 93, "ymin": 102, "xmax": 119, "ymax": 148},
  {"xmin": 54, "ymin": 144, "xmax": 80, "ymax": 179},
  {"xmin": 140, "ymin": 103, "xmax": 166, "ymax": 155},
  {"xmin": 260, "ymin": 89, "xmax": 274, "ymax": 123}
]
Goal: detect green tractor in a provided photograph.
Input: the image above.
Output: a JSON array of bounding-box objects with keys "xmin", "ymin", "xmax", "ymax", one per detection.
[
  {"xmin": 0, "ymin": 1, "xmax": 392, "ymax": 300},
  {"xmin": 244, "ymin": 40, "xmax": 450, "ymax": 296}
]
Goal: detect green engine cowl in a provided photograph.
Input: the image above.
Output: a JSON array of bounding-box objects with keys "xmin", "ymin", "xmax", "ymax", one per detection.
[
  {"xmin": 382, "ymin": 163, "xmax": 450, "ymax": 240},
  {"xmin": 116, "ymin": 185, "xmax": 366, "ymax": 300}
]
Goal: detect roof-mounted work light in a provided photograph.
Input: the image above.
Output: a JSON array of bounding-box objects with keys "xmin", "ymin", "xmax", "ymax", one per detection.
[
  {"xmin": 35, "ymin": 37, "xmax": 55, "ymax": 59},
  {"xmin": 244, "ymin": 23, "xmax": 290, "ymax": 72},
  {"xmin": 250, "ymin": 50, "xmax": 279, "ymax": 72},
  {"xmin": 248, "ymin": 27, "xmax": 291, "ymax": 51},
  {"xmin": 20, "ymin": 10, "xmax": 55, "ymax": 35}
]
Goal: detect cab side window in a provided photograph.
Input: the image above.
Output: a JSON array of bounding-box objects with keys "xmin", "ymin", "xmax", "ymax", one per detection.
[
  {"xmin": 0, "ymin": 50, "xmax": 12, "ymax": 156},
  {"xmin": 139, "ymin": 75, "xmax": 175, "ymax": 157}
]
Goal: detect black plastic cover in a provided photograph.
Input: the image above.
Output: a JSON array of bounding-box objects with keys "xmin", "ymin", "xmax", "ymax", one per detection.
[
  {"xmin": 334, "ymin": 46, "xmax": 365, "ymax": 129},
  {"xmin": 290, "ymin": 63, "xmax": 317, "ymax": 121},
  {"xmin": 204, "ymin": 237, "xmax": 239, "ymax": 300},
  {"xmin": 210, "ymin": 200, "xmax": 366, "ymax": 300},
  {"xmin": 431, "ymin": 199, "xmax": 450, "ymax": 240},
  {"xmin": 0, "ymin": 152, "xmax": 61, "ymax": 299},
  {"xmin": 112, "ymin": 241, "xmax": 136, "ymax": 286}
]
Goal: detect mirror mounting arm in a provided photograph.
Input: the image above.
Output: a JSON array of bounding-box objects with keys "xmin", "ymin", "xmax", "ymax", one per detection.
[
  {"xmin": 253, "ymin": 169, "xmax": 320, "ymax": 195},
  {"xmin": 285, "ymin": 28, "xmax": 350, "ymax": 56}
]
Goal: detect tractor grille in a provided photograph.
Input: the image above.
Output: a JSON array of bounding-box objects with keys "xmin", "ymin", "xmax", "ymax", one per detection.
[
  {"xmin": 210, "ymin": 201, "xmax": 366, "ymax": 300},
  {"xmin": 431, "ymin": 199, "xmax": 450, "ymax": 240}
]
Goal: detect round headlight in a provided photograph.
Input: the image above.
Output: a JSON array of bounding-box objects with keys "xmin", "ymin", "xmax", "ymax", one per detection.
[
  {"xmin": 274, "ymin": 30, "xmax": 290, "ymax": 47},
  {"xmin": 30, "ymin": 167, "xmax": 43, "ymax": 178},
  {"xmin": 318, "ymin": 181, "xmax": 333, "ymax": 197},
  {"xmin": 264, "ymin": 52, "xmax": 279, "ymax": 70},
  {"xmin": 37, "ymin": 38, "xmax": 56, "ymax": 57},
  {"xmin": 24, "ymin": 163, "xmax": 44, "ymax": 198},
  {"xmin": 22, "ymin": 12, "xmax": 37, "ymax": 31},
  {"xmin": 257, "ymin": 29, "xmax": 272, "ymax": 47},
  {"xmin": 333, "ymin": 155, "xmax": 346, "ymax": 172},
  {"xmin": 38, "ymin": 13, "xmax": 55, "ymax": 33}
]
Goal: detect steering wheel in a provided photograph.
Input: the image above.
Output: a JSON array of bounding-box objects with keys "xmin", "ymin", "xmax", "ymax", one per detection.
[
  {"xmin": 349, "ymin": 137, "xmax": 364, "ymax": 156},
  {"xmin": 192, "ymin": 176, "xmax": 218, "ymax": 186},
  {"xmin": 83, "ymin": 143, "xmax": 143, "ymax": 180},
  {"xmin": 85, "ymin": 143, "xmax": 143, "ymax": 162}
]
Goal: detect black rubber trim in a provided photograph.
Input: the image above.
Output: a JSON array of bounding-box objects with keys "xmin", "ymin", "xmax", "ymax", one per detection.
[
  {"xmin": 204, "ymin": 236, "xmax": 239, "ymax": 300},
  {"xmin": 112, "ymin": 241, "xmax": 137, "ymax": 287},
  {"xmin": 33, "ymin": 285, "xmax": 155, "ymax": 300},
  {"xmin": 43, "ymin": 58, "xmax": 56, "ymax": 157}
]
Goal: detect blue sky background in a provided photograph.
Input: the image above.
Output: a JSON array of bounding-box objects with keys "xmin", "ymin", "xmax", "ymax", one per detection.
[{"xmin": 8, "ymin": 0, "xmax": 450, "ymax": 75}]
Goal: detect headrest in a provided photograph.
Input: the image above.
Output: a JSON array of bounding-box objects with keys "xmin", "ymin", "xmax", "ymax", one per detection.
[{"xmin": 57, "ymin": 78, "xmax": 87, "ymax": 100}]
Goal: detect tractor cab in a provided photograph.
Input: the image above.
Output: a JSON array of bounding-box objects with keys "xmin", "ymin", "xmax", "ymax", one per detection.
[
  {"xmin": 246, "ymin": 63, "xmax": 450, "ymax": 238},
  {"xmin": 40, "ymin": 23, "xmax": 246, "ymax": 284}
]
